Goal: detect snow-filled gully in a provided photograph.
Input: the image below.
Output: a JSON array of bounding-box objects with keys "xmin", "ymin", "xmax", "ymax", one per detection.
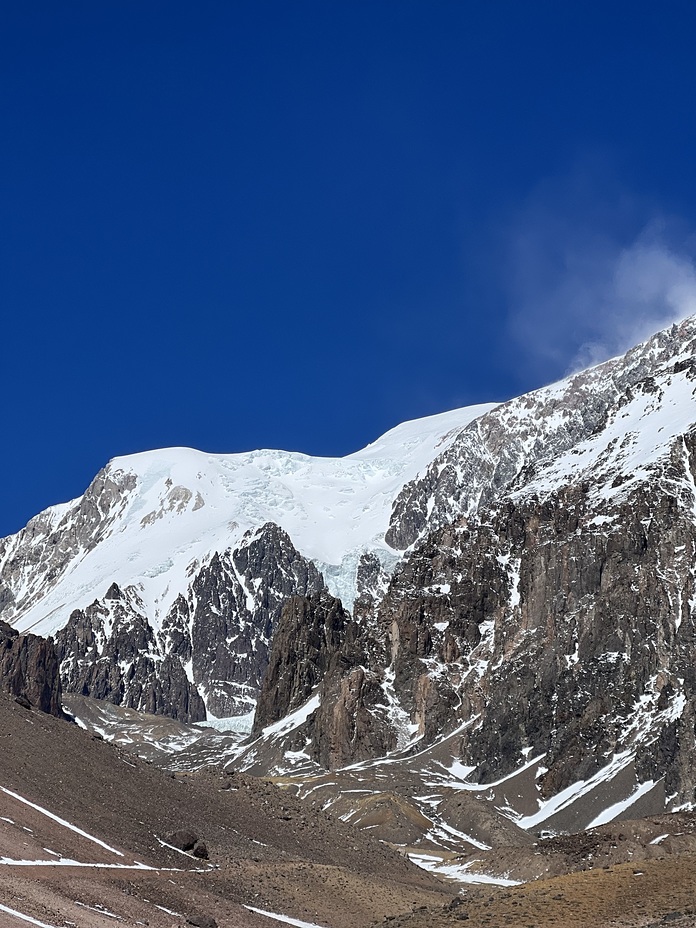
[{"xmin": 244, "ymin": 905, "xmax": 330, "ymax": 928}]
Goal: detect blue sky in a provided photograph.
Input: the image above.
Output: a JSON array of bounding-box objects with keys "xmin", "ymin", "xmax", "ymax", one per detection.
[{"xmin": 3, "ymin": 1, "xmax": 696, "ymax": 536}]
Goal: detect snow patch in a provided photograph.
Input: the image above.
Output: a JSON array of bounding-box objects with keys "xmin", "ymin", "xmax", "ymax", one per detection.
[
  {"xmin": 409, "ymin": 853, "xmax": 520, "ymax": 886},
  {"xmin": 586, "ymin": 779, "xmax": 658, "ymax": 828},
  {"xmin": 243, "ymin": 905, "xmax": 330, "ymax": 928},
  {"xmin": 0, "ymin": 903, "xmax": 60, "ymax": 928},
  {"xmin": 0, "ymin": 786, "xmax": 124, "ymax": 857},
  {"xmin": 261, "ymin": 693, "xmax": 320, "ymax": 739}
]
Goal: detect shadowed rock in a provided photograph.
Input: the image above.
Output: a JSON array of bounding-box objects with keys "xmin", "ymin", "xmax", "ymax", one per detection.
[{"xmin": 0, "ymin": 620, "xmax": 63, "ymax": 716}]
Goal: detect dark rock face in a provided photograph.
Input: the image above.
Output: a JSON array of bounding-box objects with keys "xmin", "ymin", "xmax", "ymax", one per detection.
[
  {"xmin": 54, "ymin": 522, "xmax": 324, "ymax": 721},
  {"xmin": 253, "ymin": 591, "xmax": 352, "ymax": 733},
  {"xmin": 312, "ymin": 662, "xmax": 397, "ymax": 769},
  {"xmin": 449, "ymin": 444, "xmax": 696, "ymax": 803},
  {"xmin": 253, "ymin": 589, "xmax": 402, "ymax": 767},
  {"xmin": 184, "ymin": 523, "xmax": 325, "ymax": 717},
  {"xmin": 55, "ymin": 585, "xmax": 206, "ymax": 723},
  {"xmin": 353, "ymin": 551, "xmax": 391, "ymax": 616},
  {"xmin": 0, "ymin": 620, "xmax": 63, "ymax": 716}
]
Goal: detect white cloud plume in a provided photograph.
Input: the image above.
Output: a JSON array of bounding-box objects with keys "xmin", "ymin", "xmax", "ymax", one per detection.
[{"xmin": 502, "ymin": 167, "xmax": 696, "ymax": 381}]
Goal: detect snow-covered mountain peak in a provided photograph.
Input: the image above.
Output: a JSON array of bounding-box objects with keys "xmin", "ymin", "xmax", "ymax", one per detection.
[
  {"xmin": 0, "ymin": 402, "xmax": 495, "ymax": 638},
  {"xmin": 385, "ymin": 315, "xmax": 696, "ymax": 549},
  {"xmin": 4, "ymin": 314, "xmax": 696, "ymax": 731},
  {"xmin": 5, "ymin": 314, "xmax": 696, "ymax": 859}
]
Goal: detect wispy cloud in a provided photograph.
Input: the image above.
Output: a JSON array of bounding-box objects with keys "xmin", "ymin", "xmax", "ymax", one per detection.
[
  {"xmin": 501, "ymin": 164, "xmax": 696, "ymax": 381},
  {"xmin": 573, "ymin": 234, "xmax": 696, "ymax": 369}
]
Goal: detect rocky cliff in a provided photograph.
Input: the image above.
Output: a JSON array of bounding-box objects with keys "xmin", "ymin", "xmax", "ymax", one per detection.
[
  {"xmin": 250, "ymin": 318, "xmax": 696, "ymax": 816},
  {"xmin": 54, "ymin": 583, "xmax": 205, "ymax": 722},
  {"xmin": 253, "ymin": 591, "xmax": 352, "ymax": 733},
  {"xmin": 0, "ymin": 620, "xmax": 63, "ymax": 716},
  {"xmin": 53, "ymin": 522, "xmax": 324, "ymax": 719}
]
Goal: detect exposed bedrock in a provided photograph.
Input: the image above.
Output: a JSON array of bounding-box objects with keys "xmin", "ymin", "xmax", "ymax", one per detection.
[
  {"xmin": 253, "ymin": 588, "xmax": 398, "ymax": 767},
  {"xmin": 0, "ymin": 620, "xmax": 63, "ymax": 716},
  {"xmin": 55, "ymin": 584, "xmax": 205, "ymax": 723},
  {"xmin": 292, "ymin": 435, "xmax": 696, "ymax": 807},
  {"xmin": 187, "ymin": 522, "xmax": 324, "ymax": 717},
  {"xmin": 54, "ymin": 522, "xmax": 325, "ymax": 721}
]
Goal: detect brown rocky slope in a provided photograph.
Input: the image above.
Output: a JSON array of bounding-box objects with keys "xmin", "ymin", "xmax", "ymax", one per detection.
[{"xmin": 0, "ymin": 692, "xmax": 450, "ymax": 928}]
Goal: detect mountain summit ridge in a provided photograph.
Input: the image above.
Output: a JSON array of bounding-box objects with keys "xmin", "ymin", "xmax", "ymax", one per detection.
[
  {"xmin": 0, "ymin": 401, "xmax": 496, "ymax": 640},
  {"xmin": 242, "ymin": 315, "xmax": 696, "ymax": 829},
  {"xmin": 1, "ymin": 317, "xmax": 696, "ymax": 793}
]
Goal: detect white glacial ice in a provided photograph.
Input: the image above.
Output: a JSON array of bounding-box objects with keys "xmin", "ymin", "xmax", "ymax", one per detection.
[{"xmin": 10, "ymin": 403, "xmax": 496, "ymax": 637}]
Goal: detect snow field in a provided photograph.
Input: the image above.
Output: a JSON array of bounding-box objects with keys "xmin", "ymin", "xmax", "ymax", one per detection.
[{"xmin": 11, "ymin": 404, "xmax": 496, "ymax": 637}]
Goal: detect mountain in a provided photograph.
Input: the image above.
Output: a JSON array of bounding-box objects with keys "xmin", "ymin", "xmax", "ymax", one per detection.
[
  {"xmin": 3, "ymin": 315, "xmax": 696, "ymax": 861},
  {"xmin": 0, "ymin": 402, "xmax": 494, "ymax": 719},
  {"xmin": 245, "ymin": 316, "xmax": 696, "ymax": 825}
]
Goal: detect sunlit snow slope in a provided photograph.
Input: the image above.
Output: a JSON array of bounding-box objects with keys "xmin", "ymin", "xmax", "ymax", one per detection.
[{"xmin": 1, "ymin": 403, "xmax": 496, "ymax": 639}]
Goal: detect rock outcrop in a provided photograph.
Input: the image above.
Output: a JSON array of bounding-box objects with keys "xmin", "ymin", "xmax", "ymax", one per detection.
[
  {"xmin": 0, "ymin": 620, "xmax": 63, "ymax": 716},
  {"xmin": 367, "ymin": 457, "xmax": 696, "ymax": 805},
  {"xmin": 253, "ymin": 591, "xmax": 350, "ymax": 732},
  {"xmin": 55, "ymin": 584, "xmax": 205, "ymax": 722},
  {"xmin": 250, "ymin": 320, "xmax": 696, "ymax": 812},
  {"xmin": 183, "ymin": 523, "xmax": 324, "ymax": 717},
  {"xmin": 54, "ymin": 523, "xmax": 324, "ymax": 720}
]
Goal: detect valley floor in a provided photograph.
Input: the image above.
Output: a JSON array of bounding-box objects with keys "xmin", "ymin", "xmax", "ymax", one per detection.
[
  {"xmin": 384, "ymin": 856, "xmax": 696, "ymax": 928},
  {"xmin": 2, "ymin": 693, "xmax": 696, "ymax": 928},
  {"xmin": 0, "ymin": 693, "xmax": 449, "ymax": 928}
]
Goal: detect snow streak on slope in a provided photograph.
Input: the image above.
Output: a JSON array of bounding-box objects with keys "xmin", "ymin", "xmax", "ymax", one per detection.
[
  {"xmin": 512, "ymin": 365, "xmax": 696, "ymax": 505},
  {"xmin": 4, "ymin": 404, "xmax": 495, "ymax": 637},
  {"xmin": 385, "ymin": 317, "xmax": 696, "ymax": 550},
  {"xmin": 0, "ymin": 902, "xmax": 60, "ymax": 928}
]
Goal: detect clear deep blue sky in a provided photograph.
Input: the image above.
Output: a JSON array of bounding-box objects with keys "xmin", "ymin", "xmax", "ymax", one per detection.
[{"xmin": 3, "ymin": 1, "xmax": 696, "ymax": 535}]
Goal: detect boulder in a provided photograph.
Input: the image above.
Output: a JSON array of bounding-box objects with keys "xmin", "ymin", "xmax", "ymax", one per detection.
[
  {"xmin": 167, "ymin": 829, "xmax": 198, "ymax": 852},
  {"xmin": 186, "ymin": 915, "xmax": 217, "ymax": 928}
]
